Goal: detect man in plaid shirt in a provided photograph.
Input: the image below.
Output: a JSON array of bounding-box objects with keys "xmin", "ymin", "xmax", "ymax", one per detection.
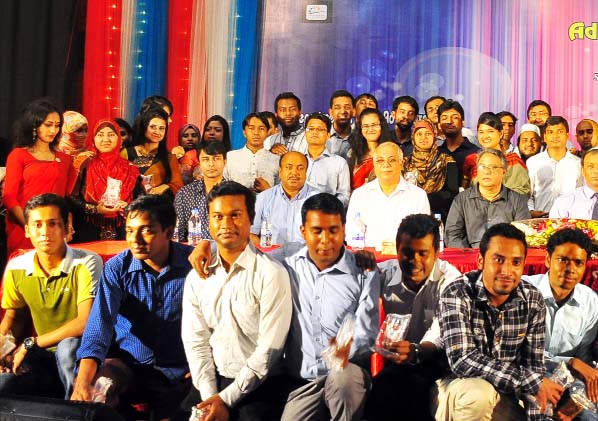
[{"xmin": 436, "ymin": 223, "xmax": 564, "ymax": 420}]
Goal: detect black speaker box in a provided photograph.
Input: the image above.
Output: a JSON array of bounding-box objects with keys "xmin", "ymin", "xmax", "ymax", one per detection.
[{"xmin": 0, "ymin": 395, "xmax": 125, "ymax": 420}]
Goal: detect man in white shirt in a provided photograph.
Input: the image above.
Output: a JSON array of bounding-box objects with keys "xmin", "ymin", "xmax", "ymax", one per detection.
[
  {"xmin": 264, "ymin": 92, "xmax": 307, "ymax": 155},
  {"xmin": 345, "ymin": 142, "xmax": 430, "ymax": 250},
  {"xmin": 304, "ymin": 112, "xmax": 351, "ymax": 207},
  {"xmin": 223, "ymin": 112, "xmax": 279, "ymax": 192},
  {"xmin": 522, "ymin": 228, "xmax": 598, "ymax": 420},
  {"xmin": 366, "ymin": 214, "xmax": 461, "ymax": 421},
  {"xmin": 528, "ymin": 116, "xmax": 582, "ymax": 217},
  {"xmin": 550, "ymin": 148, "xmax": 598, "ymax": 219},
  {"xmin": 182, "ymin": 181, "xmax": 292, "ymax": 420}
]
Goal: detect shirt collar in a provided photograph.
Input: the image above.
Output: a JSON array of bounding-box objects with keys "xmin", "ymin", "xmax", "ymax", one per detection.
[
  {"xmin": 126, "ymin": 242, "xmax": 190, "ymax": 275},
  {"xmin": 26, "ymin": 246, "xmax": 73, "ymax": 276},
  {"xmin": 209, "ymin": 242, "xmax": 257, "ymax": 273},
  {"xmin": 471, "ymin": 185, "xmax": 508, "ymax": 201},
  {"xmin": 537, "ymin": 272, "xmax": 581, "ymax": 307},
  {"xmin": 369, "ymin": 177, "xmax": 409, "ymax": 195},
  {"xmin": 582, "ymin": 184, "xmax": 597, "ymax": 199},
  {"xmin": 296, "ymin": 245, "xmax": 352, "ymax": 275}
]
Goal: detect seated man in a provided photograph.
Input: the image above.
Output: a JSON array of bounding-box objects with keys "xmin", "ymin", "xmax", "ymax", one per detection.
[
  {"xmin": 72, "ymin": 195, "xmax": 194, "ymax": 420},
  {"xmin": 550, "ymin": 148, "xmax": 598, "ymax": 219},
  {"xmin": 0, "ymin": 193, "xmax": 102, "ymax": 399},
  {"xmin": 182, "ymin": 181, "xmax": 292, "ymax": 421},
  {"xmin": 304, "ymin": 112, "xmax": 351, "ymax": 207},
  {"xmin": 366, "ymin": 214, "xmax": 461, "ymax": 421},
  {"xmin": 523, "ymin": 229, "xmax": 598, "ymax": 420},
  {"xmin": 437, "ymin": 223, "xmax": 563, "ymax": 420},
  {"xmin": 281, "ymin": 193, "xmax": 379, "ymax": 421},
  {"xmin": 223, "ymin": 112, "xmax": 279, "ymax": 192},
  {"xmin": 445, "ymin": 149, "xmax": 530, "ymax": 248},
  {"xmin": 346, "ymin": 142, "xmax": 430, "ymax": 250},
  {"xmin": 251, "ymin": 151, "xmax": 319, "ymax": 246},
  {"xmin": 175, "ymin": 141, "xmax": 226, "ymax": 241}
]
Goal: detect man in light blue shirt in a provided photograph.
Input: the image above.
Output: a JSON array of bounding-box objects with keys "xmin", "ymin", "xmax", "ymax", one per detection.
[
  {"xmin": 304, "ymin": 112, "xmax": 351, "ymax": 207},
  {"xmin": 327, "ymin": 90, "xmax": 355, "ymax": 160},
  {"xmin": 250, "ymin": 151, "xmax": 319, "ymax": 245},
  {"xmin": 280, "ymin": 193, "xmax": 379, "ymax": 421},
  {"xmin": 523, "ymin": 228, "xmax": 598, "ymax": 419}
]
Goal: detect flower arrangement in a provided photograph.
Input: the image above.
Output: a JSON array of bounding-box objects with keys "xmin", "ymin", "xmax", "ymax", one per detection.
[{"xmin": 512, "ymin": 218, "xmax": 598, "ymax": 248}]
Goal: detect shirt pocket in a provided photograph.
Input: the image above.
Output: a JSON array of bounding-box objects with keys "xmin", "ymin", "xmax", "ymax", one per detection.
[{"xmin": 231, "ymin": 297, "xmax": 260, "ymax": 337}]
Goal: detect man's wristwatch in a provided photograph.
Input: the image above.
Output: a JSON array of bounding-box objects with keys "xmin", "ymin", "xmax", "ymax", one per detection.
[
  {"xmin": 23, "ymin": 337, "xmax": 37, "ymax": 351},
  {"xmin": 410, "ymin": 343, "xmax": 422, "ymax": 365}
]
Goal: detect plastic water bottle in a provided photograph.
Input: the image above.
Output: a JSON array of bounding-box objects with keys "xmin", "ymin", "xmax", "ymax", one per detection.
[
  {"xmin": 172, "ymin": 218, "xmax": 180, "ymax": 242},
  {"xmin": 188, "ymin": 209, "xmax": 201, "ymax": 245},
  {"xmin": 434, "ymin": 213, "xmax": 444, "ymax": 253},
  {"xmin": 349, "ymin": 212, "xmax": 366, "ymax": 249},
  {"xmin": 260, "ymin": 216, "xmax": 272, "ymax": 248}
]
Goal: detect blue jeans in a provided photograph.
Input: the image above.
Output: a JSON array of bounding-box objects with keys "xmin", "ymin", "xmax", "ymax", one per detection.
[{"xmin": 0, "ymin": 337, "xmax": 80, "ymax": 399}]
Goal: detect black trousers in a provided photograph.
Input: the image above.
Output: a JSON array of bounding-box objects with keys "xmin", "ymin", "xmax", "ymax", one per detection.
[
  {"xmin": 180, "ymin": 374, "xmax": 292, "ymax": 421},
  {"xmin": 365, "ymin": 361, "xmax": 444, "ymax": 421}
]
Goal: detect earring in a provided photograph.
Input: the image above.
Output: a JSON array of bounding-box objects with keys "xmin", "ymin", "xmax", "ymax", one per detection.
[{"xmin": 32, "ymin": 127, "xmax": 37, "ymax": 142}]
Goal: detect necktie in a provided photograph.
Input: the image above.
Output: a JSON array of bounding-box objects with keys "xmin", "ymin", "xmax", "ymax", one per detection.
[{"xmin": 592, "ymin": 193, "xmax": 598, "ymax": 220}]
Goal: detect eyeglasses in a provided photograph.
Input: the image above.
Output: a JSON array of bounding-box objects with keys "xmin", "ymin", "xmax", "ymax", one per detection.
[
  {"xmin": 477, "ymin": 164, "xmax": 504, "ymax": 172},
  {"xmin": 305, "ymin": 127, "xmax": 328, "ymax": 133},
  {"xmin": 362, "ymin": 123, "xmax": 381, "ymax": 131}
]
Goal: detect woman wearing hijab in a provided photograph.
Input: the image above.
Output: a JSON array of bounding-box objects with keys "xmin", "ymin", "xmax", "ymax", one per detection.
[
  {"xmin": 57, "ymin": 111, "xmax": 93, "ymax": 171},
  {"xmin": 71, "ymin": 119, "xmax": 139, "ymax": 241},
  {"xmin": 403, "ymin": 119, "xmax": 459, "ymax": 222}
]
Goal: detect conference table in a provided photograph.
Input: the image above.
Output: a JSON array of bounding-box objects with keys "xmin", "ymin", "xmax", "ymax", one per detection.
[{"xmin": 74, "ymin": 240, "xmax": 598, "ymax": 290}]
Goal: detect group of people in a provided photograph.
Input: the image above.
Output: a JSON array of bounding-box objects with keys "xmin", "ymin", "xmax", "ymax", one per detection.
[{"xmin": 0, "ymin": 89, "xmax": 598, "ymax": 420}]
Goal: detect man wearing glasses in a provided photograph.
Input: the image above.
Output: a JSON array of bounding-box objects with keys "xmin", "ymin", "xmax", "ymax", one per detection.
[
  {"xmin": 526, "ymin": 99, "xmax": 552, "ymax": 140},
  {"xmin": 445, "ymin": 149, "xmax": 530, "ymax": 248}
]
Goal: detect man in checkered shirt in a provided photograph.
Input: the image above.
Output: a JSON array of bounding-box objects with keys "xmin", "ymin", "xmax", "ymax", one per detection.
[{"xmin": 435, "ymin": 223, "xmax": 564, "ymax": 420}]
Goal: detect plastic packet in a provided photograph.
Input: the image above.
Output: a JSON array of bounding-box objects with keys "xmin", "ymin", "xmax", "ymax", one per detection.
[
  {"xmin": 529, "ymin": 361, "xmax": 575, "ymax": 416},
  {"xmin": 92, "ymin": 376, "xmax": 113, "ymax": 403},
  {"xmin": 372, "ymin": 314, "xmax": 412, "ymax": 358},
  {"xmin": 0, "ymin": 332, "xmax": 16, "ymax": 360},
  {"xmin": 141, "ymin": 174, "xmax": 154, "ymax": 193},
  {"xmin": 189, "ymin": 406, "xmax": 209, "ymax": 421},
  {"xmin": 321, "ymin": 314, "xmax": 355, "ymax": 371},
  {"xmin": 102, "ymin": 177, "xmax": 122, "ymax": 208}
]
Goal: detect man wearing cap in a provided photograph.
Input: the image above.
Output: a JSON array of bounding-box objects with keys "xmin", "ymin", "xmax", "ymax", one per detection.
[{"xmin": 514, "ymin": 124, "xmax": 543, "ymax": 163}]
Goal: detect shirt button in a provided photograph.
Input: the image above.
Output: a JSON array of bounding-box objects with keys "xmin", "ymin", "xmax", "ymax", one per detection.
[{"xmin": 315, "ymin": 296, "xmax": 320, "ymax": 300}]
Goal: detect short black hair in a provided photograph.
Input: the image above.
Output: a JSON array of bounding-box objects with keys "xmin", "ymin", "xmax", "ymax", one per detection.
[
  {"xmin": 140, "ymin": 95, "xmax": 174, "ymax": 116},
  {"xmin": 258, "ymin": 111, "xmax": 278, "ymax": 128},
  {"xmin": 207, "ymin": 181, "xmax": 256, "ymax": 223},
  {"xmin": 355, "ymin": 93, "xmax": 378, "ymax": 108},
  {"xmin": 437, "ymin": 99, "xmax": 465, "ymax": 121},
  {"xmin": 329, "ymin": 90, "xmax": 355, "ymax": 108},
  {"xmin": 198, "ymin": 140, "xmax": 227, "ymax": 158},
  {"xmin": 477, "ymin": 112, "xmax": 503, "ymax": 131},
  {"xmin": 305, "ymin": 112, "xmax": 332, "ymax": 132},
  {"xmin": 24, "ymin": 193, "xmax": 69, "ymax": 226},
  {"xmin": 396, "ymin": 214, "xmax": 440, "ymax": 251},
  {"xmin": 301, "ymin": 193, "xmax": 346, "ymax": 225},
  {"xmin": 546, "ymin": 116, "xmax": 569, "ymax": 133},
  {"xmin": 392, "ymin": 95, "xmax": 419, "ymax": 116},
  {"xmin": 546, "ymin": 228, "xmax": 592, "ymax": 257},
  {"xmin": 126, "ymin": 194, "xmax": 176, "ymax": 231},
  {"xmin": 497, "ymin": 111, "xmax": 517, "ymax": 123},
  {"xmin": 479, "ymin": 223, "xmax": 527, "ymax": 258},
  {"xmin": 274, "ymin": 92, "xmax": 302, "ymax": 112},
  {"xmin": 424, "ymin": 96, "xmax": 446, "ymax": 113},
  {"xmin": 242, "ymin": 112, "xmax": 270, "ymax": 130},
  {"xmin": 526, "ymin": 100, "xmax": 552, "ymax": 119}
]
